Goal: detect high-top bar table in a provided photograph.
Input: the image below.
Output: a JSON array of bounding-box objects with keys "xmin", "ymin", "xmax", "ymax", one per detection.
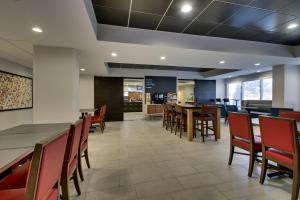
[
  {"xmin": 0, "ymin": 123, "xmax": 70, "ymax": 171},
  {"xmin": 178, "ymin": 104, "xmax": 221, "ymax": 142}
]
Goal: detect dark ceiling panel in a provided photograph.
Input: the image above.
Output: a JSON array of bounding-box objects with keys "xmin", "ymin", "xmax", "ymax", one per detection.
[
  {"xmin": 165, "ymin": 0, "xmax": 212, "ymax": 20},
  {"xmin": 196, "ymin": 1, "xmax": 242, "ymax": 24},
  {"xmin": 271, "ymin": 18, "xmax": 300, "ymax": 34},
  {"xmin": 130, "ymin": 12, "xmax": 162, "ymax": 30},
  {"xmin": 250, "ymin": 0, "xmax": 294, "ymax": 11},
  {"xmin": 184, "ymin": 21, "xmax": 217, "ymax": 35},
  {"xmin": 158, "ymin": 16, "xmax": 190, "ymax": 33},
  {"xmin": 279, "ymin": 1, "xmax": 300, "ymax": 17},
  {"xmin": 255, "ymin": 13, "xmax": 296, "ymax": 31},
  {"xmin": 131, "ymin": 0, "xmax": 172, "ymax": 15},
  {"xmin": 92, "ymin": 0, "xmax": 131, "ymax": 10},
  {"xmin": 208, "ymin": 25, "xmax": 241, "ymax": 38},
  {"xmin": 224, "ymin": 7, "xmax": 272, "ymax": 29},
  {"xmin": 220, "ymin": 0, "xmax": 253, "ymax": 5},
  {"xmin": 231, "ymin": 28, "xmax": 260, "ymax": 41},
  {"xmin": 93, "ymin": 6, "xmax": 129, "ymax": 26},
  {"xmin": 254, "ymin": 30, "xmax": 286, "ymax": 43}
]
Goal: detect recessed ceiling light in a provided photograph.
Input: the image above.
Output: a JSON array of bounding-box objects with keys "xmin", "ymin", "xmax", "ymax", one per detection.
[
  {"xmin": 257, "ymin": 70, "xmax": 261, "ymax": 73},
  {"xmin": 287, "ymin": 23, "xmax": 298, "ymax": 29},
  {"xmin": 111, "ymin": 52, "xmax": 117, "ymax": 57},
  {"xmin": 32, "ymin": 27, "xmax": 43, "ymax": 33},
  {"xmin": 80, "ymin": 68, "xmax": 85, "ymax": 71},
  {"xmin": 228, "ymin": 76, "xmax": 232, "ymax": 78},
  {"xmin": 181, "ymin": 4, "xmax": 192, "ymax": 13},
  {"xmin": 255, "ymin": 63, "xmax": 261, "ymax": 66},
  {"xmin": 219, "ymin": 60, "xmax": 225, "ymax": 64},
  {"xmin": 160, "ymin": 56, "xmax": 166, "ymax": 60}
]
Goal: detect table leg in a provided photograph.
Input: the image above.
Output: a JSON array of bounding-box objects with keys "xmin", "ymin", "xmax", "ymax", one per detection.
[
  {"xmin": 216, "ymin": 108, "xmax": 221, "ymax": 139},
  {"xmin": 186, "ymin": 109, "xmax": 193, "ymax": 142}
]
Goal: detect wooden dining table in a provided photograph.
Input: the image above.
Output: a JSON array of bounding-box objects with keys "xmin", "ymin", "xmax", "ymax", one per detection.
[
  {"xmin": 0, "ymin": 123, "xmax": 70, "ymax": 173},
  {"xmin": 177, "ymin": 104, "xmax": 221, "ymax": 142}
]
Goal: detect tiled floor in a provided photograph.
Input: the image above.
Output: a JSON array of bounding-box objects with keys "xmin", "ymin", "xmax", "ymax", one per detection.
[{"xmin": 71, "ymin": 113, "xmax": 295, "ymax": 200}]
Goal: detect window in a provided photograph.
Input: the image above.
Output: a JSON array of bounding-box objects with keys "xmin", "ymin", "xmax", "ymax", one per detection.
[
  {"xmin": 242, "ymin": 80, "xmax": 260, "ymax": 100},
  {"xmin": 228, "ymin": 82, "xmax": 241, "ymax": 100},
  {"xmin": 262, "ymin": 78, "xmax": 272, "ymax": 100}
]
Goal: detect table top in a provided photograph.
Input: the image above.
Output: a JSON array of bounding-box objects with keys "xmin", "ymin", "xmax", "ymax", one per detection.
[
  {"xmin": 80, "ymin": 108, "xmax": 97, "ymax": 113},
  {"xmin": 0, "ymin": 123, "xmax": 70, "ymax": 169}
]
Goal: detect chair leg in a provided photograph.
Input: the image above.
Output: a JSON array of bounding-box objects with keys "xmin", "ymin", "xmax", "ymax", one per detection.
[
  {"xmin": 61, "ymin": 173, "xmax": 69, "ymax": 200},
  {"xmin": 174, "ymin": 118, "xmax": 178, "ymax": 135},
  {"xmin": 248, "ymin": 151, "xmax": 255, "ymax": 177},
  {"xmin": 205, "ymin": 121, "xmax": 208, "ymax": 137},
  {"xmin": 72, "ymin": 168, "xmax": 81, "ymax": 195},
  {"xmin": 77, "ymin": 152, "xmax": 84, "ymax": 181},
  {"xmin": 292, "ymin": 166, "xmax": 300, "ymax": 200},
  {"xmin": 228, "ymin": 145, "xmax": 234, "ymax": 165},
  {"xmin": 260, "ymin": 157, "xmax": 268, "ymax": 184},
  {"xmin": 84, "ymin": 149, "xmax": 91, "ymax": 168},
  {"xmin": 201, "ymin": 121, "xmax": 205, "ymax": 142}
]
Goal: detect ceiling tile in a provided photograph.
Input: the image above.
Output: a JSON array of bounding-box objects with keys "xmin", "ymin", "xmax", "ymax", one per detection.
[
  {"xmin": 165, "ymin": 0, "xmax": 212, "ymax": 20},
  {"xmin": 254, "ymin": 30, "xmax": 286, "ymax": 43},
  {"xmin": 93, "ymin": 6, "xmax": 129, "ymax": 26},
  {"xmin": 184, "ymin": 21, "xmax": 217, "ymax": 35},
  {"xmin": 224, "ymin": 7, "xmax": 272, "ymax": 28},
  {"xmin": 250, "ymin": 0, "xmax": 294, "ymax": 11},
  {"xmin": 220, "ymin": 0, "xmax": 253, "ymax": 5},
  {"xmin": 196, "ymin": 1, "xmax": 242, "ymax": 24},
  {"xmin": 208, "ymin": 25, "xmax": 241, "ymax": 38},
  {"xmin": 279, "ymin": 1, "xmax": 300, "ymax": 17},
  {"xmin": 129, "ymin": 12, "xmax": 162, "ymax": 30},
  {"xmin": 271, "ymin": 18, "xmax": 300, "ymax": 34},
  {"xmin": 132, "ymin": 0, "xmax": 172, "ymax": 15},
  {"xmin": 231, "ymin": 28, "xmax": 261, "ymax": 41},
  {"xmin": 158, "ymin": 16, "xmax": 190, "ymax": 33},
  {"xmin": 92, "ymin": 0, "xmax": 131, "ymax": 10},
  {"xmin": 255, "ymin": 13, "xmax": 296, "ymax": 31}
]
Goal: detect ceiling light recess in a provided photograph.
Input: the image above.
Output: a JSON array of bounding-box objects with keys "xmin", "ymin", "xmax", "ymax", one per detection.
[
  {"xmin": 160, "ymin": 56, "xmax": 166, "ymax": 60},
  {"xmin": 111, "ymin": 52, "xmax": 117, "ymax": 57},
  {"xmin": 255, "ymin": 63, "xmax": 261, "ymax": 66},
  {"xmin": 80, "ymin": 68, "xmax": 85, "ymax": 71},
  {"xmin": 287, "ymin": 23, "xmax": 298, "ymax": 29},
  {"xmin": 181, "ymin": 4, "xmax": 192, "ymax": 13},
  {"xmin": 32, "ymin": 27, "xmax": 43, "ymax": 33},
  {"xmin": 219, "ymin": 60, "xmax": 225, "ymax": 64}
]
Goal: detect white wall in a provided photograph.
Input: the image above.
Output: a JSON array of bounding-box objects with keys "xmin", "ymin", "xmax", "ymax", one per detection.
[
  {"xmin": 79, "ymin": 75, "xmax": 94, "ymax": 109},
  {"xmin": 284, "ymin": 65, "xmax": 300, "ymax": 110},
  {"xmin": 0, "ymin": 58, "xmax": 33, "ymax": 131},
  {"xmin": 33, "ymin": 46, "xmax": 79, "ymax": 123},
  {"xmin": 216, "ymin": 79, "xmax": 225, "ymax": 99}
]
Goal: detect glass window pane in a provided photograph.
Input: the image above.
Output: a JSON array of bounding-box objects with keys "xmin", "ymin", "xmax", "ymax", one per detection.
[
  {"xmin": 228, "ymin": 82, "xmax": 241, "ymax": 106},
  {"xmin": 262, "ymin": 78, "xmax": 272, "ymax": 100},
  {"xmin": 242, "ymin": 80, "xmax": 260, "ymax": 100}
]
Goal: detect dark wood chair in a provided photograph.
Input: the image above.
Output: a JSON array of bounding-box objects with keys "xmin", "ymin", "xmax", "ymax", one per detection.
[
  {"xmin": 61, "ymin": 120, "xmax": 83, "ymax": 200},
  {"xmin": 0, "ymin": 129, "xmax": 69, "ymax": 200},
  {"xmin": 166, "ymin": 103, "xmax": 175, "ymax": 133},
  {"xmin": 174, "ymin": 104, "xmax": 186, "ymax": 138},
  {"xmin": 259, "ymin": 115, "xmax": 300, "ymax": 200},
  {"xmin": 78, "ymin": 115, "xmax": 92, "ymax": 181},
  {"xmin": 228, "ymin": 112, "xmax": 262, "ymax": 177},
  {"xmin": 162, "ymin": 104, "xmax": 168, "ymax": 128}
]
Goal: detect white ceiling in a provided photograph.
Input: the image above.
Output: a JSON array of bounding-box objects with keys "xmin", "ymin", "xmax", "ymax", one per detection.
[{"xmin": 0, "ymin": 0, "xmax": 299, "ymax": 79}]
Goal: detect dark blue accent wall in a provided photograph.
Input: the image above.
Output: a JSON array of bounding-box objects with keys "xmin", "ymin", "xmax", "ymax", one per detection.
[{"xmin": 194, "ymin": 80, "xmax": 216, "ymax": 104}]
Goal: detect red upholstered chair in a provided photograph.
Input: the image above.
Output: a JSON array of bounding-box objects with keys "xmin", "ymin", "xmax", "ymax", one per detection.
[
  {"xmin": 228, "ymin": 112, "xmax": 262, "ymax": 177},
  {"xmin": 78, "ymin": 115, "xmax": 92, "ymax": 181},
  {"xmin": 61, "ymin": 120, "xmax": 83, "ymax": 200},
  {"xmin": 91, "ymin": 105, "xmax": 107, "ymax": 133},
  {"xmin": 0, "ymin": 129, "xmax": 69, "ymax": 200},
  {"xmin": 280, "ymin": 111, "xmax": 300, "ymax": 122},
  {"xmin": 259, "ymin": 116, "xmax": 299, "ymax": 200}
]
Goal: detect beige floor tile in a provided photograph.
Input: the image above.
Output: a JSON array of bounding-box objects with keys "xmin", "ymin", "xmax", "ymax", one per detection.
[
  {"xmin": 177, "ymin": 172, "xmax": 222, "ymax": 189},
  {"xmin": 171, "ymin": 186, "xmax": 228, "ymax": 200}
]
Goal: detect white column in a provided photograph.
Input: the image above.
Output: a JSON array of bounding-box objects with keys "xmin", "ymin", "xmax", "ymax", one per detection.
[
  {"xmin": 272, "ymin": 64, "xmax": 300, "ymax": 110},
  {"xmin": 33, "ymin": 46, "xmax": 79, "ymax": 123}
]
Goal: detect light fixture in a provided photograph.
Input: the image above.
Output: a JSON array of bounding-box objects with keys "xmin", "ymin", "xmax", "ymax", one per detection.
[
  {"xmin": 32, "ymin": 27, "xmax": 43, "ymax": 33},
  {"xmin": 228, "ymin": 76, "xmax": 232, "ymax": 78},
  {"xmin": 111, "ymin": 52, "xmax": 117, "ymax": 57},
  {"xmin": 160, "ymin": 56, "xmax": 166, "ymax": 60},
  {"xmin": 219, "ymin": 60, "xmax": 225, "ymax": 64},
  {"xmin": 287, "ymin": 23, "xmax": 298, "ymax": 29},
  {"xmin": 255, "ymin": 63, "xmax": 261, "ymax": 66},
  {"xmin": 257, "ymin": 70, "xmax": 261, "ymax": 73},
  {"xmin": 181, "ymin": 4, "xmax": 192, "ymax": 13},
  {"xmin": 80, "ymin": 68, "xmax": 85, "ymax": 71}
]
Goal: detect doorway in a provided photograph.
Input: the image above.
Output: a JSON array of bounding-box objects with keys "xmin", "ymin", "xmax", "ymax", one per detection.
[{"xmin": 178, "ymin": 80, "xmax": 195, "ymax": 104}]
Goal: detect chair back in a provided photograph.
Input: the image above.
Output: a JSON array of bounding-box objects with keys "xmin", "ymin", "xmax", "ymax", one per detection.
[
  {"xmin": 166, "ymin": 103, "xmax": 173, "ymax": 112},
  {"xmin": 220, "ymin": 104, "xmax": 227, "ymax": 118},
  {"xmin": 80, "ymin": 115, "xmax": 91, "ymax": 148},
  {"xmin": 175, "ymin": 104, "xmax": 183, "ymax": 114},
  {"xmin": 259, "ymin": 116, "xmax": 297, "ymax": 154},
  {"xmin": 201, "ymin": 105, "xmax": 217, "ymax": 115},
  {"xmin": 64, "ymin": 120, "xmax": 83, "ymax": 171},
  {"xmin": 26, "ymin": 130, "xmax": 69, "ymax": 199},
  {"xmin": 270, "ymin": 107, "xmax": 293, "ymax": 117},
  {"xmin": 228, "ymin": 112, "xmax": 253, "ymax": 140},
  {"xmin": 226, "ymin": 105, "xmax": 238, "ymax": 113},
  {"xmin": 280, "ymin": 111, "xmax": 300, "ymax": 122}
]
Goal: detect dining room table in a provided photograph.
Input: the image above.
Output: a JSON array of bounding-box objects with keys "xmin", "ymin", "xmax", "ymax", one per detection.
[
  {"xmin": 177, "ymin": 104, "xmax": 221, "ymax": 142},
  {"xmin": 0, "ymin": 123, "xmax": 71, "ymax": 174}
]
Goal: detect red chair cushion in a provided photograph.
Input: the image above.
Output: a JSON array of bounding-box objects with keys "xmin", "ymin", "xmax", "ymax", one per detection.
[
  {"xmin": 232, "ymin": 136, "xmax": 262, "ymax": 152},
  {"xmin": 0, "ymin": 161, "xmax": 30, "ymax": 190},
  {"xmin": 266, "ymin": 149, "xmax": 293, "ymax": 167},
  {"xmin": 0, "ymin": 188, "xmax": 25, "ymax": 200}
]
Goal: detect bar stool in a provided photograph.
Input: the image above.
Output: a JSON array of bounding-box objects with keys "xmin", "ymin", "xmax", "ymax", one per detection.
[
  {"xmin": 174, "ymin": 104, "xmax": 186, "ymax": 138},
  {"xmin": 223, "ymin": 98, "xmax": 230, "ymax": 105},
  {"xmin": 166, "ymin": 103, "xmax": 175, "ymax": 133},
  {"xmin": 215, "ymin": 98, "xmax": 221, "ymax": 104},
  {"xmin": 162, "ymin": 104, "xmax": 168, "ymax": 128}
]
